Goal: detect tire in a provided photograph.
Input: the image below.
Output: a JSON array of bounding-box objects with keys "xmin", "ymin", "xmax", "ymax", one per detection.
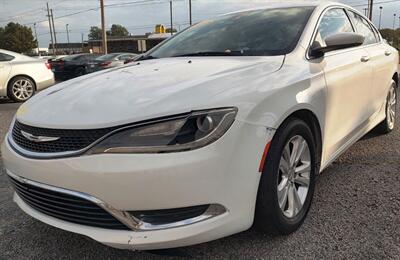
[
  {"xmin": 7, "ymin": 76, "xmax": 36, "ymax": 102},
  {"xmin": 376, "ymin": 80, "xmax": 397, "ymax": 134},
  {"xmin": 74, "ymin": 67, "xmax": 86, "ymax": 77},
  {"xmin": 255, "ymin": 118, "xmax": 316, "ymax": 235}
]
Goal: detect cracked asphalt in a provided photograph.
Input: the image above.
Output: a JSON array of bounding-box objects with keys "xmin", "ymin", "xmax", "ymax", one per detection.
[{"xmin": 0, "ymin": 97, "xmax": 399, "ymax": 259}]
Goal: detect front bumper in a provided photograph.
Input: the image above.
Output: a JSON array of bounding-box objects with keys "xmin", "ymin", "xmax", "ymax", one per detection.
[{"xmin": 1, "ymin": 121, "xmax": 274, "ymax": 249}]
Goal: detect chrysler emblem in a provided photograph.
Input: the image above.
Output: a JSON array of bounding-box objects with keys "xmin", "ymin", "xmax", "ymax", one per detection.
[{"xmin": 20, "ymin": 130, "xmax": 60, "ymax": 143}]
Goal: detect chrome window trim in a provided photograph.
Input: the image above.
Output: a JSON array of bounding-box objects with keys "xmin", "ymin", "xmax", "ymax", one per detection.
[
  {"xmin": 7, "ymin": 171, "xmax": 227, "ymax": 231},
  {"xmin": 306, "ymin": 5, "xmax": 382, "ymax": 60}
]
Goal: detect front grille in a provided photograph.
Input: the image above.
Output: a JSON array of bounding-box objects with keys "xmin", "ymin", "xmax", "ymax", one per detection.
[
  {"xmin": 9, "ymin": 175, "xmax": 130, "ymax": 230},
  {"xmin": 11, "ymin": 120, "xmax": 117, "ymax": 153}
]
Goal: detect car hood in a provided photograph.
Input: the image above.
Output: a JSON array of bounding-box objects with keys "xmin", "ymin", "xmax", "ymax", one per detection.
[{"xmin": 17, "ymin": 56, "xmax": 284, "ymax": 129}]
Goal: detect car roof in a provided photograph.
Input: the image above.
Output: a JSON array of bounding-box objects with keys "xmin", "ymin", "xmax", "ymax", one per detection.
[{"xmin": 0, "ymin": 49, "xmax": 37, "ymax": 61}]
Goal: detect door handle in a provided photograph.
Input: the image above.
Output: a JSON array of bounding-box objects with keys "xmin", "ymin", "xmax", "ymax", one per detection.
[
  {"xmin": 385, "ymin": 50, "xmax": 392, "ymax": 56},
  {"xmin": 361, "ymin": 56, "xmax": 370, "ymax": 62}
]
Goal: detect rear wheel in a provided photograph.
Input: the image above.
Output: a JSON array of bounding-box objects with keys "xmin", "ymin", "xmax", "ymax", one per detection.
[
  {"xmin": 376, "ymin": 80, "xmax": 397, "ymax": 134},
  {"xmin": 255, "ymin": 118, "xmax": 316, "ymax": 235},
  {"xmin": 7, "ymin": 76, "xmax": 35, "ymax": 102}
]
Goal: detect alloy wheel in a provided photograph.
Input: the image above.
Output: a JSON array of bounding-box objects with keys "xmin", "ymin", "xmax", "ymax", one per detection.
[
  {"xmin": 387, "ymin": 84, "xmax": 396, "ymax": 130},
  {"xmin": 12, "ymin": 79, "xmax": 34, "ymax": 101},
  {"xmin": 277, "ymin": 135, "xmax": 311, "ymax": 218}
]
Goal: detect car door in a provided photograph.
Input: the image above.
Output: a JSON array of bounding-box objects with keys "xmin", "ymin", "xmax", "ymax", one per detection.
[
  {"xmin": 0, "ymin": 53, "xmax": 13, "ymax": 93},
  {"xmin": 312, "ymin": 8, "xmax": 374, "ymax": 162},
  {"xmin": 347, "ymin": 10, "xmax": 395, "ymax": 116}
]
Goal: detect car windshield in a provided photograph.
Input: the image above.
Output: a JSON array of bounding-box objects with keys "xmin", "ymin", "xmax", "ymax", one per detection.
[
  {"xmin": 147, "ymin": 7, "xmax": 314, "ymax": 58},
  {"xmin": 96, "ymin": 54, "xmax": 120, "ymax": 61}
]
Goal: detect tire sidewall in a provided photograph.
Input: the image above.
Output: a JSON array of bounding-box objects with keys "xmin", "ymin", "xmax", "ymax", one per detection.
[
  {"xmin": 257, "ymin": 118, "xmax": 316, "ymax": 234},
  {"xmin": 7, "ymin": 76, "xmax": 35, "ymax": 102}
]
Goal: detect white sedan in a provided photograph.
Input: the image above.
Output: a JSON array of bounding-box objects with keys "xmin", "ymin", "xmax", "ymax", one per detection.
[
  {"xmin": 0, "ymin": 49, "xmax": 55, "ymax": 102},
  {"xmin": 1, "ymin": 2, "xmax": 398, "ymax": 250}
]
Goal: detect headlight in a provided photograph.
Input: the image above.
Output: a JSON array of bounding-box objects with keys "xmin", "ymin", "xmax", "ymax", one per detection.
[{"xmin": 87, "ymin": 107, "xmax": 237, "ymax": 154}]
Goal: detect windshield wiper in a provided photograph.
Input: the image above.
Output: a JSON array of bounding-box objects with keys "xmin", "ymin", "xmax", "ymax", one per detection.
[
  {"xmin": 136, "ymin": 55, "xmax": 158, "ymax": 61},
  {"xmin": 172, "ymin": 51, "xmax": 244, "ymax": 57}
]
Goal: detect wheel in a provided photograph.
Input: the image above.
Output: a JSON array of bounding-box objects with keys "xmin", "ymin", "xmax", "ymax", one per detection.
[
  {"xmin": 255, "ymin": 118, "xmax": 316, "ymax": 235},
  {"xmin": 7, "ymin": 76, "xmax": 35, "ymax": 102},
  {"xmin": 74, "ymin": 67, "xmax": 86, "ymax": 77},
  {"xmin": 376, "ymin": 80, "xmax": 397, "ymax": 134}
]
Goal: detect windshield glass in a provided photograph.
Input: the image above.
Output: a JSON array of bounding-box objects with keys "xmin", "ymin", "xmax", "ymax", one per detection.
[
  {"xmin": 96, "ymin": 54, "xmax": 119, "ymax": 61},
  {"xmin": 148, "ymin": 7, "xmax": 314, "ymax": 58}
]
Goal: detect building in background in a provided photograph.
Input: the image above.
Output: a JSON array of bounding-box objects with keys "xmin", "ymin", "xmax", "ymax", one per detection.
[
  {"xmin": 86, "ymin": 33, "xmax": 169, "ymax": 54},
  {"xmin": 48, "ymin": 43, "xmax": 86, "ymax": 54}
]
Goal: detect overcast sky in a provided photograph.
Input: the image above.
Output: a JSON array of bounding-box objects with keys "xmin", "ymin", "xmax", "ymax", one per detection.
[{"xmin": 0, "ymin": 0, "xmax": 399, "ymax": 47}]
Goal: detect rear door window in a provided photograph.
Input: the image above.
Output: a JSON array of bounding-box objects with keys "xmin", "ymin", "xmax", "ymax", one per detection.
[{"xmin": 0, "ymin": 52, "xmax": 15, "ymax": 61}]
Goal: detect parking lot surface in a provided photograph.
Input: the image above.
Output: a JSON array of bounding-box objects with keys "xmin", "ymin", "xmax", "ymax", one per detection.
[{"xmin": 0, "ymin": 98, "xmax": 399, "ymax": 259}]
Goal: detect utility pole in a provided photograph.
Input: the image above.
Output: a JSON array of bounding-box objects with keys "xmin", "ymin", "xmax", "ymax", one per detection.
[
  {"xmin": 393, "ymin": 14, "xmax": 397, "ymax": 45},
  {"xmin": 50, "ymin": 9, "xmax": 58, "ymax": 55},
  {"xmin": 81, "ymin": 33, "xmax": 84, "ymax": 53},
  {"xmin": 368, "ymin": 0, "xmax": 373, "ymax": 20},
  {"xmin": 33, "ymin": 23, "xmax": 39, "ymax": 55},
  {"xmin": 170, "ymin": 1, "xmax": 173, "ymax": 35},
  {"xmin": 66, "ymin": 24, "xmax": 70, "ymax": 54},
  {"xmin": 46, "ymin": 3, "xmax": 55, "ymax": 55},
  {"xmin": 189, "ymin": 0, "xmax": 192, "ymax": 26},
  {"xmin": 100, "ymin": 0, "xmax": 107, "ymax": 54},
  {"xmin": 66, "ymin": 24, "xmax": 70, "ymax": 44},
  {"xmin": 379, "ymin": 6, "xmax": 383, "ymax": 29},
  {"xmin": 363, "ymin": 8, "xmax": 368, "ymax": 16}
]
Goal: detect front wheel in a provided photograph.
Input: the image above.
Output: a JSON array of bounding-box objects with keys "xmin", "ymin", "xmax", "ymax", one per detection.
[
  {"xmin": 376, "ymin": 80, "xmax": 397, "ymax": 134},
  {"xmin": 255, "ymin": 118, "xmax": 316, "ymax": 235}
]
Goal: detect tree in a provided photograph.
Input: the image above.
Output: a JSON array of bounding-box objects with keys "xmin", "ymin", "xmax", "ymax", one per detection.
[
  {"xmin": 107, "ymin": 24, "xmax": 129, "ymax": 37},
  {"xmin": 88, "ymin": 26, "xmax": 102, "ymax": 40},
  {"xmin": 0, "ymin": 22, "xmax": 36, "ymax": 53}
]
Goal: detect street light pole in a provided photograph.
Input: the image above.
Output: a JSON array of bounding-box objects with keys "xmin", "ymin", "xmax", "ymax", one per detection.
[{"xmin": 379, "ymin": 6, "xmax": 383, "ymax": 29}]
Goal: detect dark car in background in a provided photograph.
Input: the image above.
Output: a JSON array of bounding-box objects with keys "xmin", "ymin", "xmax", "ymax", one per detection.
[
  {"xmin": 86, "ymin": 53, "xmax": 137, "ymax": 73},
  {"xmin": 50, "ymin": 54, "xmax": 100, "ymax": 80}
]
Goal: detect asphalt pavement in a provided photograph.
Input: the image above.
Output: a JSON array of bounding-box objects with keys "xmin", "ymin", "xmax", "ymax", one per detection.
[{"xmin": 0, "ymin": 98, "xmax": 399, "ymax": 259}]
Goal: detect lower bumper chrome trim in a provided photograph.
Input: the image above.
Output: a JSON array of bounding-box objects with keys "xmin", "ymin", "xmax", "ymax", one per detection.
[{"xmin": 6, "ymin": 171, "xmax": 227, "ymax": 231}]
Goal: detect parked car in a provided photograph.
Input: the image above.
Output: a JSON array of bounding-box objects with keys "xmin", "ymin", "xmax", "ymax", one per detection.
[
  {"xmin": 87, "ymin": 53, "xmax": 137, "ymax": 72},
  {"xmin": 0, "ymin": 49, "xmax": 54, "ymax": 102},
  {"xmin": 2, "ymin": 2, "xmax": 398, "ymax": 250},
  {"xmin": 49, "ymin": 53, "xmax": 100, "ymax": 80}
]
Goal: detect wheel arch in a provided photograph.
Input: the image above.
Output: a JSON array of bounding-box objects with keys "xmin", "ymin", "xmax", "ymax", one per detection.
[
  {"xmin": 277, "ymin": 108, "xmax": 323, "ymax": 172},
  {"xmin": 392, "ymin": 72, "xmax": 398, "ymax": 88}
]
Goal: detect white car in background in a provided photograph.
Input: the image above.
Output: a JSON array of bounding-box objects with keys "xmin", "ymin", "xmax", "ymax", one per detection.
[
  {"xmin": 1, "ymin": 2, "xmax": 398, "ymax": 250},
  {"xmin": 0, "ymin": 49, "xmax": 54, "ymax": 102}
]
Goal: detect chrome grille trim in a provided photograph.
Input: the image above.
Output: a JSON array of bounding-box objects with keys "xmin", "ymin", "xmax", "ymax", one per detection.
[{"xmin": 7, "ymin": 171, "xmax": 227, "ymax": 231}]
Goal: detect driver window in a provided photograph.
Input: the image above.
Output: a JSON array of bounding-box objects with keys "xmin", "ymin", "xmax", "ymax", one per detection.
[{"xmin": 315, "ymin": 8, "xmax": 354, "ymax": 47}]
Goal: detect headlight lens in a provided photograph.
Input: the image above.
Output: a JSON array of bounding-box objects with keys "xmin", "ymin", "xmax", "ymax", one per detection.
[{"xmin": 87, "ymin": 107, "xmax": 237, "ymax": 154}]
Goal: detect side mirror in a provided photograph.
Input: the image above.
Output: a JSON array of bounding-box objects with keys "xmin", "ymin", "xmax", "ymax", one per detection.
[{"xmin": 309, "ymin": 32, "xmax": 365, "ymax": 59}]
